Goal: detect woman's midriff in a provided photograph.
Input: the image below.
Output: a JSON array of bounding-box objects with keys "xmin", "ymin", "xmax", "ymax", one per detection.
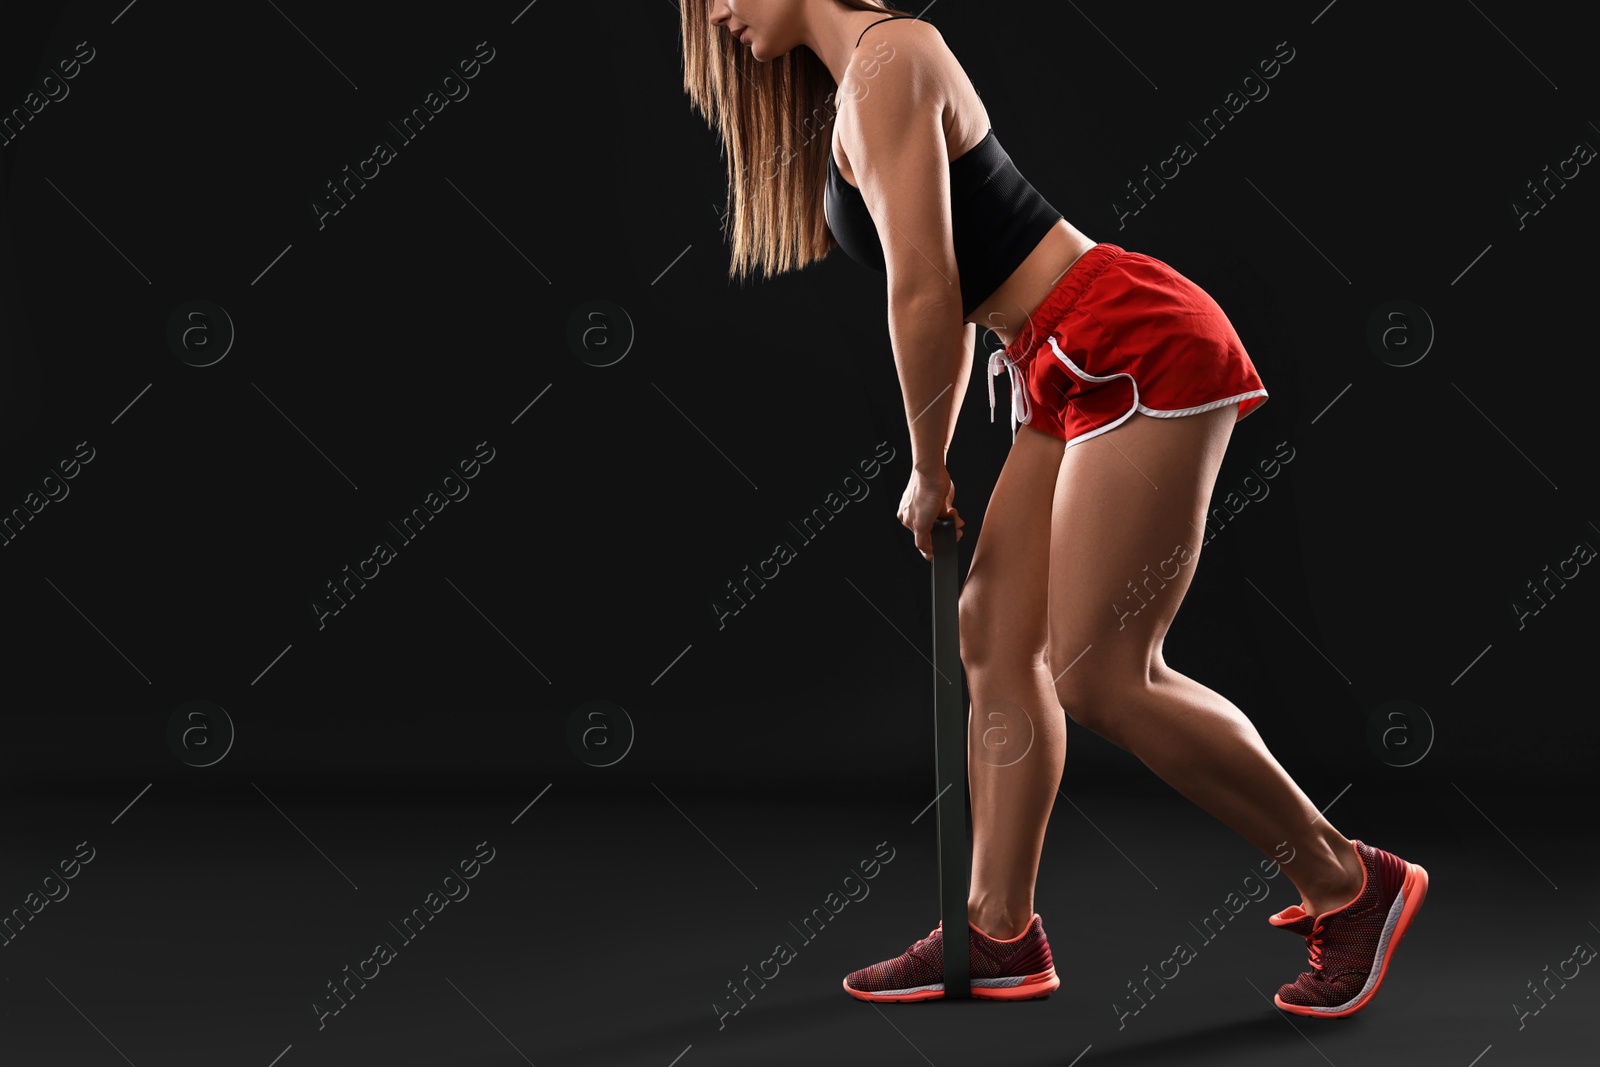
[{"xmin": 964, "ymin": 219, "xmax": 1098, "ymax": 350}]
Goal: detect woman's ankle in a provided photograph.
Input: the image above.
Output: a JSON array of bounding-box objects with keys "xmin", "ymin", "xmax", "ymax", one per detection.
[
  {"xmin": 968, "ymin": 901, "xmax": 1033, "ymax": 940},
  {"xmin": 1290, "ymin": 836, "xmax": 1364, "ymax": 915}
]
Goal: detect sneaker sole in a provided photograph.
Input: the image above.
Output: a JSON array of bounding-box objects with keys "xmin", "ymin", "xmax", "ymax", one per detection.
[
  {"xmin": 843, "ymin": 966, "xmax": 1060, "ymax": 1003},
  {"xmin": 1275, "ymin": 860, "xmax": 1429, "ymax": 1019}
]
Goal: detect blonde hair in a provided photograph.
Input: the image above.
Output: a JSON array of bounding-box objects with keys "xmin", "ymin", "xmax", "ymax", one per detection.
[{"xmin": 679, "ymin": 0, "xmax": 916, "ymax": 286}]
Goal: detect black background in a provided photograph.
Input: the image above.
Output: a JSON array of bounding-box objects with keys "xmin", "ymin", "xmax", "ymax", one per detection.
[{"xmin": 1, "ymin": 3, "xmax": 1595, "ymax": 1065}]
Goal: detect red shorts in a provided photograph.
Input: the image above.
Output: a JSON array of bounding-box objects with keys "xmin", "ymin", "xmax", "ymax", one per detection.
[{"xmin": 986, "ymin": 243, "xmax": 1268, "ymax": 447}]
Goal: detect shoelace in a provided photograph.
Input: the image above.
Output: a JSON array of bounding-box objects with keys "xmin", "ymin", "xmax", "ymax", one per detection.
[
  {"xmin": 911, "ymin": 922, "xmax": 943, "ymax": 951},
  {"xmin": 1305, "ymin": 919, "xmax": 1326, "ymax": 972}
]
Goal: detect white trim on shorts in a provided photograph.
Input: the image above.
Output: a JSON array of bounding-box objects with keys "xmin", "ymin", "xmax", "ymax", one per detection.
[{"xmin": 1044, "ymin": 335, "xmax": 1269, "ymax": 450}]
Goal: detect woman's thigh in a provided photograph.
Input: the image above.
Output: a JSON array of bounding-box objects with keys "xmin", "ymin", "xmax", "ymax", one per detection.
[
  {"xmin": 1046, "ymin": 406, "xmax": 1237, "ymax": 713},
  {"xmin": 958, "ymin": 422, "xmax": 1064, "ymax": 670}
]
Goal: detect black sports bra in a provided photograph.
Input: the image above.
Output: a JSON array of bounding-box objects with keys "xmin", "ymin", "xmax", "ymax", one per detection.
[{"xmin": 823, "ymin": 15, "xmax": 1064, "ymax": 317}]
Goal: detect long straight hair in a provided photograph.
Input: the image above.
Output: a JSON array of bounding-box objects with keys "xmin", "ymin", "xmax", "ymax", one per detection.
[{"xmin": 679, "ymin": 0, "xmax": 917, "ymax": 285}]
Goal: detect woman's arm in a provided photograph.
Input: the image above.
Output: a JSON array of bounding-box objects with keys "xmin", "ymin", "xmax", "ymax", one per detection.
[
  {"xmin": 837, "ymin": 21, "xmax": 968, "ymax": 471},
  {"xmin": 889, "ymin": 312, "xmax": 973, "ymax": 472}
]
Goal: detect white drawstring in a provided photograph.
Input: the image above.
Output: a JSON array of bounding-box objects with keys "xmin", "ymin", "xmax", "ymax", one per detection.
[{"xmin": 987, "ymin": 348, "xmax": 1032, "ymax": 444}]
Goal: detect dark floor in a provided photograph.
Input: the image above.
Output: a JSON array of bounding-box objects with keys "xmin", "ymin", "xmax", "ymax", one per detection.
[{"xmin": 1, "ymin": 778, "xmax": 1593, "ymax": 1066}]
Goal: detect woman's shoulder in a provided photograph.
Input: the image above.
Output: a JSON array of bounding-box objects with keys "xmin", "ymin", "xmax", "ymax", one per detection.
[
  {"xmin": 847, "ymin": 17, "xmax": 964, "ymax": 98},
  {"xmin": 856, "ymin": 14, "xmax": 946, "ymax": 55}
]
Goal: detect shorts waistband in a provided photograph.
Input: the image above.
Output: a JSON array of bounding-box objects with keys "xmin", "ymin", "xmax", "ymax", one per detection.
[{"xmin": 1003, "ymin": 243, "xmax": 1125, "ymax": 362}]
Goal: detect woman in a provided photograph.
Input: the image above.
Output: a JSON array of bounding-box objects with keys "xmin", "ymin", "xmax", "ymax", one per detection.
[{"xmin": 682, "ymin": 0, "xmax": 1428, "ymax": 1017}]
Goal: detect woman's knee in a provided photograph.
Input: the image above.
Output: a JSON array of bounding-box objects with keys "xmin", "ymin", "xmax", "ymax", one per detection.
[
  {"xmin": 958, "ymin": 581, "xmax": 1046, "ymax": 675},
  {"xmin": 1051, "ymin": 653, "xmax": 1146, "ymax": 735}
]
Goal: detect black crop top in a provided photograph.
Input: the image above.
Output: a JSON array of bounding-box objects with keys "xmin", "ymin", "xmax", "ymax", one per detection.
[{"xmin": 823, "ymin": 16, "xmax": 1064, "ymax": 317}]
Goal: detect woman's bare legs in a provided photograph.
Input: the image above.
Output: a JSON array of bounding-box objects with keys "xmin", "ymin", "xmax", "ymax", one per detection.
[
  {"xmin": 959, "ymin": 423, "xmax": 1069, "ymax": 941},
  {"xmin": 959, "ymin": 410, "xmax": 1364, "ymax": 941}
]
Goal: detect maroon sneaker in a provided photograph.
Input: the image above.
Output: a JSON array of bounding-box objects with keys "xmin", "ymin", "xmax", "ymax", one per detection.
[
  {"xmin": 1268, "ymin": 838, "xmax": 1429, "ymax": 1017},
  {"xmin": 842, "ymin": 914, "xmax": 1059, "ymax": 1002}
]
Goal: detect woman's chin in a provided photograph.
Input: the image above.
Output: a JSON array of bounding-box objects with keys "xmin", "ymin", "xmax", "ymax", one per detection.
[{"xmin": 745, "ymin": 37, "xmax": 781, "ymax": 63}]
